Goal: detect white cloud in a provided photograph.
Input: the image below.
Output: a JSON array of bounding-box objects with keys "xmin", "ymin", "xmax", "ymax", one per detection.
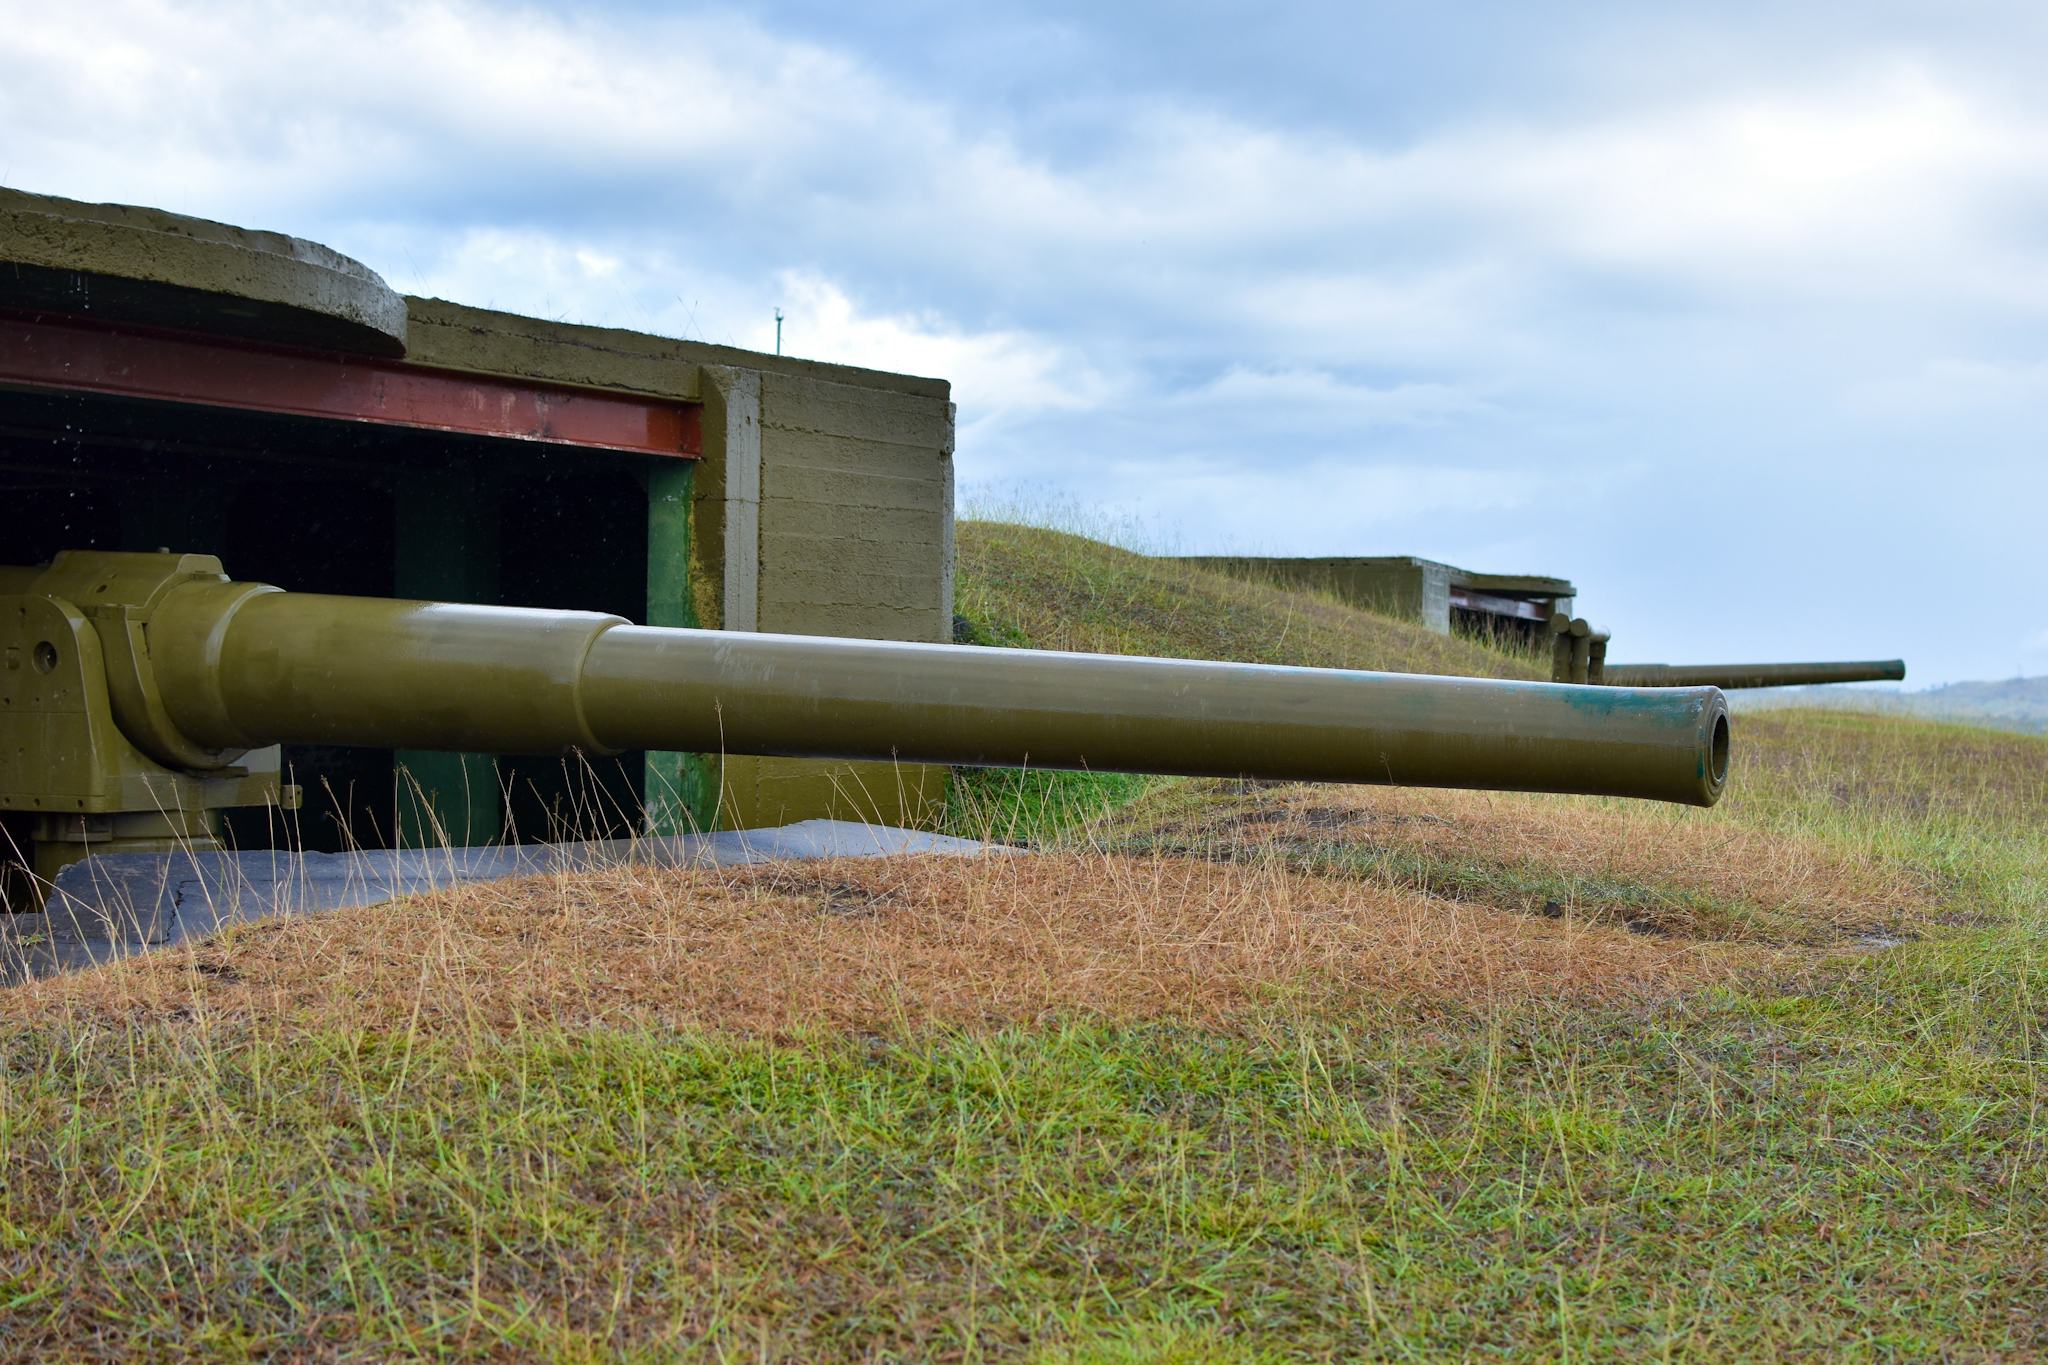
[
  {"xmin": 340, "ymin": 226, "xmax": 1113, "ymax": 418},
  {"xmin": 0, "ymin": 0, "xmax": 914, "ymax": 218},
  {"xmin": 1068, "ymin": 459, "xmax": 1544, "ymax": 555},
  {"xmin": 386, "ymin": 226, "xmax": 682, "ymax": 322},
  {"xmin": 4, "ymin": 0, "xmax": 2046, "ymax": 682},
  {"xmin": 9, "ymin": 2, "xmax": 2043, "ymax": 319},
  {"xmin": 771, "ymin": 272, "xmax": 1115, "ymax": 416},
  {"xmin": 1175, "ymin": 368, "xmax": 1481, "ymax": 429},
  {"xmin": 1446, "ymin": 65, "xmax": 2048, "ymax": 303}
]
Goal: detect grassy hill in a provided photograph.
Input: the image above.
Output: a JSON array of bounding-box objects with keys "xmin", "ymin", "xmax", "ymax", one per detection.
[
  {"xmin": 947, "ymin": 520, "xmax": 1543, "ymax": 840},
  {"xmin": 953, "ymin": 520, "xmax": 1541, "ymax": 678},
  {"xmin": 1, "ymin": 525, "xmax": 2044, "ymax": 1357},
  {"xmin": 1749, "ymin": 674, "xmax": 2048, "ymax": 736}
]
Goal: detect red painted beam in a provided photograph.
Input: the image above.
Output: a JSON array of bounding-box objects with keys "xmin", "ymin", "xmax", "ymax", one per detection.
[{"xmin": 0, "ymin": 313, "xmax": 699, "ymax": 459}]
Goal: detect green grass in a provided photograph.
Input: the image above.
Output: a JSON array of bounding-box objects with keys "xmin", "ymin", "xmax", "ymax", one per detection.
[
  {"xmin": 944, "ymin": 765, "xmax": 1156, "ymax": 848},
  {"xmin": 2, "ymin": 522, "xmax": 2045, "ymax": 1356},
  {"xmin": 953, "ymin": 519, "xmax": 1542, "ymax": 680},
  {"xmin": 3, "ymin": 925, "xmax": 2042, "ymax": 1356}
]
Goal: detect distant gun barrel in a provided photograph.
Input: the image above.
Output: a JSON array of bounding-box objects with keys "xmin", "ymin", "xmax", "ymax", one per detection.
[
  {"xmin": 3, "ymin": 552, "xmax": 1733, "ymax": 809},
  {"xmin": 1602, "ymin": 660, "xmax": 1905, "ymax": 690}
]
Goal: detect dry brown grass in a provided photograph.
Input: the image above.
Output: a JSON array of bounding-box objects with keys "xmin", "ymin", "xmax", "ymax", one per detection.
[
  {"xmin": 5, "ymin": 848, "xmax": 1751, "ymax": 1039},
  {"xmin": 6, "ymin": 769, "xmax": 1948, "ymax": 1041},
  {"xmin": 1114, "ymin": 782, "xmax": 1945, "ymax": 945}
]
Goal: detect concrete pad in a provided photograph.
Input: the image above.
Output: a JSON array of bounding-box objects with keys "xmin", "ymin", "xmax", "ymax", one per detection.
[
  {"xmin": 0, "ymin": 188, "xmax": 407, "ymax": 355},
  {"xmin": 1, "ymin": 821, "xmax": 1008, "ymax": 982}
]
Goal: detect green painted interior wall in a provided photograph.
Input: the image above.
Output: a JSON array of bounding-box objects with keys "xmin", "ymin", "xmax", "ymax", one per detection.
[
  {"xmin": 394, "ymin": 470, "xmax": 501, "ymax": 847},
  {"xmin": 641, "ymin": 460, "xmax": 720, "ymax": 835},
  {"xmin": 384, "ymin": 456, "xmax": 722, "ymax": 843}
]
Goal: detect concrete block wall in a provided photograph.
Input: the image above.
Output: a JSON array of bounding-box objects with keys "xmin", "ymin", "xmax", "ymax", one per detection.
[
  {"xmin": 1413, "ymin": 563, "xmax": 1454, "ymax": 634},
  {"xmin": 704, "ymin": 368, "xmax": 955, "ymax": 829},
  {"xmin": 1177, "ymin": 556, "xmax": 1457, "ymax": 633}
]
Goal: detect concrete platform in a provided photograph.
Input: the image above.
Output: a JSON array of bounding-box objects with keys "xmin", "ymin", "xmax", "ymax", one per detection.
[{"xmin": 2, "ymin": 821, "xmax": 1003, "ymax": 982}]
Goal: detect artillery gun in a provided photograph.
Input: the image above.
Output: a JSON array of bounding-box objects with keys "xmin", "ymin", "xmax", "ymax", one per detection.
[
  {"xmin": 1599, "ymin": 660, "xmax": 1906, "ymax": 690},
  {"xmin": 1540, "ymin": 614, "xmax": 1903, "ymax": 691},
  {"xmin": 2, "ymin": 551, "xmax": 1732, "ymax": 901}
]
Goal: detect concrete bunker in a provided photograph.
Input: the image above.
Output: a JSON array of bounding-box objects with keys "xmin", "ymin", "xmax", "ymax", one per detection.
[
  {"xmin": 2, "ymin": 189, "xmax": 955, "ymax": 891},
  {"xmin": 1174, "ymin": 555, "xmax": 1577, "ymax": 646}
]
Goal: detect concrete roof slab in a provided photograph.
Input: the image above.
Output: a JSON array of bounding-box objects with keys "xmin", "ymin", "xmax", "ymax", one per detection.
[
  {"xmin": 0, "ymin": 188, "xmax": 406, "ymax": 356},
  {"xmin": 1454, "ymin": 571, "xmax": 1578, "ymax": 597}
]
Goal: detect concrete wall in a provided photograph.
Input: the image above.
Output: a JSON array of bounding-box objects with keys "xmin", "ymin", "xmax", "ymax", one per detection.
[
  {"xmin": 1178, "ymin": 556, "xmax": 1456, "ymax": 632},
  {"xmin": 701, "ymin": 368, "xmax": 956, "ymax": 829}
]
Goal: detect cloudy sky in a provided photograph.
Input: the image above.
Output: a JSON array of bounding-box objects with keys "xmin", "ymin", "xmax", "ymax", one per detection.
[{"xmin": 5, "ymin": 1, "xmax": 2045, "ymax": 683}]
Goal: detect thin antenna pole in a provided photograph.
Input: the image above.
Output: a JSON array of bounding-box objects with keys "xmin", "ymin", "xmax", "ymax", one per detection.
[{"xmin": 774, "ymin": 308, "xmax": 784, "ymax": 355}]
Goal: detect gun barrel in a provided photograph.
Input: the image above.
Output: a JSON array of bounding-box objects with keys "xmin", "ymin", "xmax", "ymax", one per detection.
[
  {"xmin": 165, "ymin": 586, "xmax": 1732, "ymax": 808},
  {"xmin": 1602, "ymin": 660, "xmax": 1905, "ymax": 690},
  {"xmin": 12, "ymin": 554, "xmax": 1735, "ymax": 808}
]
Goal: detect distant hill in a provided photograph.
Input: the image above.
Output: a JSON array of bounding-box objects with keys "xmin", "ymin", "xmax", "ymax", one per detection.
[{"xmin": 1740, "ymin": 676, "xmax": 2048, "ymax": 735}]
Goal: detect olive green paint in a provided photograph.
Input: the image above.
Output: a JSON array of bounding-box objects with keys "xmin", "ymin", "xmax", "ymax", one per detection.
[
  {"xmin": 2, "ymin": 553, "xmax": 1735, "ymax": 814},
  {"xmin": 0, "ymin": 553, "xmax": 293, "ymax": 902},
  {"xmin": 1603, "ymin": 660, "xmax": 1907, "ymax": 689}
]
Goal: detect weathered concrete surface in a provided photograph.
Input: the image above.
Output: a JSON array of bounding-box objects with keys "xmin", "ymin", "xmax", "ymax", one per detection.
[
  {"xmin": 723, "ymin": 368, "xmax": 956, "ymax": 829},
  {"xmin": 0, "ymin": 187, "xmax": 407, "ymax": 355},
  {"xmin": 1, "ymin": 820, "xmax": 1003, "ymax": 982},
  {"xmin": 1178, "ymin": 556, "xmax": 1455, "ymax": 629},
  {"xmin": 403, "ymin": 297, "xmax": 951, "ymax": 403},
  {"xmin": 694, "ymin": 365, "xmax": 763, "ymax": 632},
  {"xmin": 1176, "ymin": 556, "xmax": 1574, "ymax": 635}
]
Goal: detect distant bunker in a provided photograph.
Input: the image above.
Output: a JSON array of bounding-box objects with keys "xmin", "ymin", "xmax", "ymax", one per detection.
[
  {"xmin": 1175, "ymin": 556, "xmax": 1576, "ymax": 645},
  {"xmin": 0, "ymin": 188, "xmax": 957, "ymax": 862}
]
